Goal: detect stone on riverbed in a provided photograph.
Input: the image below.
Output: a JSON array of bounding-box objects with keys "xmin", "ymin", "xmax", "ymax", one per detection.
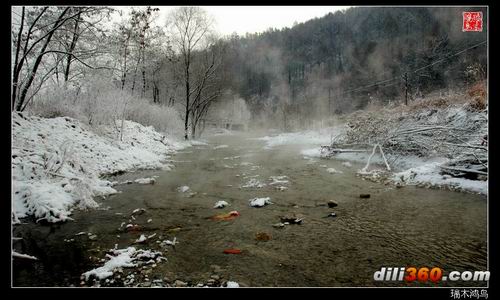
[
  {"xmin": 280, "ymin": 214, "xmax": 303, "ymax": 224},
  {"xmin": 327, "ymin": 200, "xmax": 338, "ymax": 208},
  {"xmin": 174, "ymin": 280, "xmax": 188, "ymax": 287}
]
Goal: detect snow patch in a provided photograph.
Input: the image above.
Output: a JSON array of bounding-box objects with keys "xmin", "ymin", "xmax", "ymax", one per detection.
[
  {"xmin": 82, "ymin": 247, "xmax": 164, "ymax": 281},
  {"xmin": 269, "ymin": 175, "xmax": 289, "ymax": 185},
  {"xmin": 391, "ymin": 161, "xmax": 487, "ymax": 195},
  {"xmin": 135, "ymin": 234, "xmax": 147, "ymax": 243},
  {"xmin": 134, "ymin": 177, "xmax": 155, "ymax": 184},
  {"xmin": 249, "ymin": 197, "xmax": 272, "ymax": 207},
  {"xmin": 326, "ymin": 168, "xmax": 343, "ymax": 174},
  {"xmin": 241, "ymin": 178, "xmax": 266, "ymax": 188},
  {"xmin": 226, "ymin": 281, "xmax": 240, "ymax": 288},
  {"xmin": 177, "ymin": 186, "xmax": 190, "ymax": 193},
  {"xmin": 213, "ymin": 200, "xmax": 229, "ymax": 209}
]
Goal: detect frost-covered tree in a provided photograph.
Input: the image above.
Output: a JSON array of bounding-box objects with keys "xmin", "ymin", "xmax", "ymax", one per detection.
[
  {"xmin": 166, "ymin": 6, "xmax": 218, "ymax": 140},
  {"xmin": 11, "ymin": 6, "xmax": 113, "ymax": 111}
]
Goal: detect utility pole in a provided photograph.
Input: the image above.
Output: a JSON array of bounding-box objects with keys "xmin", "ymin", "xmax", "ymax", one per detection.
[
  {"xmin": 328, "ymin": 88, "xmax": 332, "ymax": 114},
  {"xmin": 403, "ymin": 72, "xmax": 409, "ymax": 105}
]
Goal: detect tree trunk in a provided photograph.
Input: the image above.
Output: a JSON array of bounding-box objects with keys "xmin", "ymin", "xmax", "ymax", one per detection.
[
  {"xmin": 184, "ymin": 57, "xmax": 190, "ymax": 140},
  {"xmin": 64, "ymin": 12, "xmax": 81, "ymax": 82},
  {"xmin": 11, "ymin": 7, "xmax": 25, "ymax": 110},
  {"xmin": 17, "ymin": 8, "xmax": 70, "ymax": 111}
]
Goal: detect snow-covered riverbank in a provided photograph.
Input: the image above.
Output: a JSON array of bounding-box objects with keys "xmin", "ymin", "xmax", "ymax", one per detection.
[
  {"xmin": 256, "ymin": 105, "xmax": 487, "ymax": 195},
  {"xmin": 12, "ymin": 113, "xmax": 191, "ymax": 223}
]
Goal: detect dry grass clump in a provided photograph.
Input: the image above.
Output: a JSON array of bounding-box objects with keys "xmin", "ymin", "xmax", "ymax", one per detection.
[
  {"xmin": 465, "ymin": 81, "xmax": 487, "ymax": 112},
  {"xmin": 408, "ymin": 97, "xmax": 450, "ymax": 112}
]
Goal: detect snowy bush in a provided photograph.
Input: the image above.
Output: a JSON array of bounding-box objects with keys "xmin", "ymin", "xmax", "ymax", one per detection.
[
  {"xmin": 29, "ymin": 84, "xmax": 81, "ymax": 119},
  {"xmin": 125, "ymin": 98, "xmax": 183, "ymax": 136},
  {"xmin": 78, "ymin": 76, "xmax": 131, "ymax": 127},
  {"xmin": 28, "ymin": 74, "xmax": 184, "ymax": 138}
]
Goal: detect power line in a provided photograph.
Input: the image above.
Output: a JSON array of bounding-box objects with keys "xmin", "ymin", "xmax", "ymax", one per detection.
[
  {"xmin": 411, "ymin": 40, "xmax": 487, "ymax": 74},
  {"xmin": 337, "ymin": 40, "xmax": 487, "ymax": 96}
]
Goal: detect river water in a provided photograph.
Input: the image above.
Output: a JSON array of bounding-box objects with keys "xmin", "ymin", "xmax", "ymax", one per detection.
[{"xmin": 12, "ymin": 132, "xmax": 487, "ymax": 287}]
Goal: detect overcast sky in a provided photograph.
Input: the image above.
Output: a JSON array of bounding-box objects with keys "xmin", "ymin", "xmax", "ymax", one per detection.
[{"xmin": 114, "ymin": 6, "xmax": 351, "ymax": 37}]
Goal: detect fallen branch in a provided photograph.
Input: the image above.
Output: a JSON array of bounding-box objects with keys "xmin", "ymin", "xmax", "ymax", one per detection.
[
  {"xmin": 360, "ymin": 144, "xmax": 391, "ymax": 172},
  {"xmin": 361, "ymin": 144, "xmax": 378, "ymax": 172},
  {"xmin": 439, "ymin": 165, "xmax": 488, "ymax": 176},
  {"xmin": 378, "ymin": 144, "xmax": 391, "ymax": 171},
  {"xmin": 13, "ymin": 251, "xmax": 38, "ymax": 260}
]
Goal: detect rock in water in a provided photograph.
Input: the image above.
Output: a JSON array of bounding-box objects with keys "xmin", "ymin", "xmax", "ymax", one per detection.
[
  {"xmin": 174, "ymin": 280, "xmax": 188, "ymax": 287},
  {"xmin": 272, "ymin": 223, "xmax": 285, "ymax": 228},
  {"xmin": 327, "ymin": 200, "xmax": 338, "ymax": 208},
  {"xmin": 280, "ymin": 214, "xmax": 303, "ymax": 224},
  {"xmin": 255, "ymin": 232, "xmax": 272, "ymax": 241}
]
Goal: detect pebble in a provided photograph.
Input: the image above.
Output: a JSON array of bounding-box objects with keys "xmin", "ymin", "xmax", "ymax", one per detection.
[
  {"xmin": 211, "ymin": 265, "xmax": 223, "ymax": 273},
  {"xmin": 175, "ymin": 280, "xmax": 188, "ymax": 287},
  {"xmin": 210, "ymin": 275, "xmax": 220, "ymax": 280},
  {"xmin": 327, "ymin": 200, "xmax": 338, "ymax": 208}
]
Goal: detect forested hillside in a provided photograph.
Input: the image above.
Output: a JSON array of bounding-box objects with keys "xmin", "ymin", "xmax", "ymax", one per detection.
[{"xmin": 219, "ymin": 6, "xmax": 487, "ymax": 129}]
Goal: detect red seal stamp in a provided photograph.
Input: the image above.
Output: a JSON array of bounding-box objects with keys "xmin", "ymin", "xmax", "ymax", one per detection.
[{"xmin": 463, "ymin": 12, "xmax": 483, "ymax": 32}]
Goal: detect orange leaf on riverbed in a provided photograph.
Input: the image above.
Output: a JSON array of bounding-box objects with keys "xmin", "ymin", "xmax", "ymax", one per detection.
[
  {"xmin": 209, "ymin": 211, "xmax": 240, "ymax": 221},
  {"xmin": 223, "ymin": 249, "xmax": 242, "ymax": 254}
]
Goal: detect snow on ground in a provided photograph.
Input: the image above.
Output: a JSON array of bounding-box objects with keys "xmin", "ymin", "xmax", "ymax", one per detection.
[
  {"xmin": 83, "ymin": 247, "xmax": 137, "ymax": 280},
  {"xmin": 82, "ymin": 247, "xmax": 164, "ymax": 281},
  {"xmin": 391, "ymin": 161, "xmax": 487, "ymax": 195},
  {"xmin": 12, "ymin": 113, "xmax": 186, "ymax": 223},
  {"xmin": 256, "ymin": 126, "xmax": 345, "ymax": 149},
  {"xmin": 213, "ymin": 145, "xmax": 229, "ymax": 149},
  {"xmin": 261, "ymin": 112, "xmax": 486, "ymax": 195}
]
